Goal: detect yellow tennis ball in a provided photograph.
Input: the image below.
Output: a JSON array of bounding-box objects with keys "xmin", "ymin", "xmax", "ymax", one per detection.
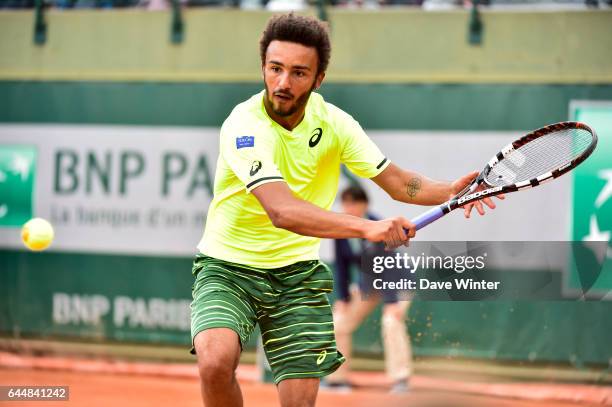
[{"xmin": 21, "ymin": 218, "xmax": 54, "ymax": 251}]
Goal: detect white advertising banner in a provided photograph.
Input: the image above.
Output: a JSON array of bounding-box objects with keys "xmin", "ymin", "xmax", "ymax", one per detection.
[{"xmin": 0, "ymin": 125, "xmax": 572, "ymax": 259}]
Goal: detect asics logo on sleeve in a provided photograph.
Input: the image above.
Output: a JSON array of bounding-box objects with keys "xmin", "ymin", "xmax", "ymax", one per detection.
[
  {"xmin": 309, "ymin": 128, "xmax": 323, "ymax": 148},
  {"xmin": 250, "ymin": 161, "xmax": 262, "ymax": 176}
]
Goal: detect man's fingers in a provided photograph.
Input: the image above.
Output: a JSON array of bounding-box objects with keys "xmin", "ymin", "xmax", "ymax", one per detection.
[
  {"xmin": 482, "ymin": 197, "xmax": 496, "ymax": 210},
  {"xmin": 460, "ymin": 170, "xmax": 479, "ymax": 185},
  {"xmin": 459, "ymin": 186, "xmax": 504, "ymax": 221},
  {"xmin": 387, "ymin": 224, "xmax": 400, "ymax": 249},
  {"xmin": 463, "ymin": 193, "xmax": 504, "ymax": 218},
  {"xmin": 393, "ymin": 221, "xmax": 408, "ymax": 247},
  {"xmin": 386, "ymin": 232, "xmax": 400, "ymax": 250},
  {"xmin": 401, "ymin": 219, "xmax": 416, "ymax": 239},
  {"xmin": 451, "ymin": 170, "xmax": 479, "ymax": 197},
  {"xmin": 385, "ymin": 218, "xmax": 414, "ymax": 250},
  {"xmin": 464, "ymin": 203, "xmax": 473, "ymax": 218},
  {"xmin": 384, "ymin": 227, "xmax": 400, "ymax": 250},
  {"xmin": 386, "ymin": 235, "xmax": 402, "ymax": 250},
  {"xmin": 475, "ymin": 200, "xmax": 485, "ymax": 216}
]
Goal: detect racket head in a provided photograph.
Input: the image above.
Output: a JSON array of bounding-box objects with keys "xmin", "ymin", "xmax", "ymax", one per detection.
[
  {"xmin": 448, "ymin": 121, "xmax": 597, "ymax": 210},
  {"xmin": 483, "ymin": 121, "xmax": 597, "ymax": 188}
]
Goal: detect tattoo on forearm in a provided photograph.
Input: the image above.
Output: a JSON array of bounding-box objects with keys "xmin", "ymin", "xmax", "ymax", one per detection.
[{"xmin": 406, "ymin": 177, "xmax": 422, "ymax": 198}]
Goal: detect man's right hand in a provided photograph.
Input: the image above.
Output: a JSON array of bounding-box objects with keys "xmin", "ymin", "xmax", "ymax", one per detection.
[{"xmin": 363, "ymin": 217, "xmax": 415, "ymax": 250}]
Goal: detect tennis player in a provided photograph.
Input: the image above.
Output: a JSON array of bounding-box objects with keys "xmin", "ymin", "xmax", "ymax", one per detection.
[{"xmin": 190, "ymin": 13, "xmax": 498, "ymax": 407}]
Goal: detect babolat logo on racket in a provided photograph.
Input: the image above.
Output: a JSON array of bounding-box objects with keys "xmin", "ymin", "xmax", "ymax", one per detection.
[{"xmin": 458, "ymin": 186, "xmax": 503, "ymax": 205}]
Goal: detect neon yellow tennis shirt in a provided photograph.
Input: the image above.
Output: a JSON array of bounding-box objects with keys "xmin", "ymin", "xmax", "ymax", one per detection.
[{"xmin": 198, "ymin": 90, "xmax": 390, "ymax": 268}]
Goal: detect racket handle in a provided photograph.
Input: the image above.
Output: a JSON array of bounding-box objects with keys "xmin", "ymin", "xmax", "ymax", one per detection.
[{"xmin": 410, "ymin": 206, "xmax": 445, "ymax": 231}]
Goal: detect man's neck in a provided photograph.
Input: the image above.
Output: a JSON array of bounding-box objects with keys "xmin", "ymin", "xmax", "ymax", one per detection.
[{"xmin": 263, "ymin": 99, "xmax": 305, "ymax": 131}]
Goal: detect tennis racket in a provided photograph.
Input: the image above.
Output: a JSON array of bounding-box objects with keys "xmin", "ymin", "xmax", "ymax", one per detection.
[{"xmin": 410, "ymin": 121, "xmax": 598, "ymax": 231}]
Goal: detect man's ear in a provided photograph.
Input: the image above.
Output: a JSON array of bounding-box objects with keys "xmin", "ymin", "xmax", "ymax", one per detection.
[{"xmin": 315, "ymin": 72, "xmax": 326, "ymax": 89}]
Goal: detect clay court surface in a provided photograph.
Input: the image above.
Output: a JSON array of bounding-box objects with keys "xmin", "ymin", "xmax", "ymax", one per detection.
[{"xmin": 0, "ymin": 367, "xmax": 610, "ymax": 407}]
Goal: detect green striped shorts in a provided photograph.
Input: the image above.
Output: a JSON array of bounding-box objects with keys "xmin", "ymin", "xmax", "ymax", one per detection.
[{"xmin": 190, "ymin": 254, "xmax": 344, "ymax": 384}]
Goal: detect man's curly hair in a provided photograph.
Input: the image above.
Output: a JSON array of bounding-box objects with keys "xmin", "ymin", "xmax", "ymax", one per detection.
[{"xmin": 260, "ymin": 13, "xmax": 331, "ymax": 74}]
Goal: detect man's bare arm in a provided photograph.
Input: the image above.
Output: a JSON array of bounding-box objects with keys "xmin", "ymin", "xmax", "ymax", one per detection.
[
  {"xmin": 372, "ymin": 163, "xmax": 452, "ymax": 205},
  {"xmin": 252, "ymin": 182, "xmax": 414, "ymax": 247},
  {"xmin": 372, "ymin": 164, "xmax": 503, "ymax": 216}
]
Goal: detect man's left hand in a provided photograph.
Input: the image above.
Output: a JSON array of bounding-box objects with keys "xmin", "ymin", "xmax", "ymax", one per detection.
[{"xmin": 450, "ymin": 170, "xmax": 505, "ymax": 218}]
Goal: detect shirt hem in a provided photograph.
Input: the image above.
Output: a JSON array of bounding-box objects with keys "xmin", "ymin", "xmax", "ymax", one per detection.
[
  {"xmin": 370, "ymin": 157, "xmax": 391, "ymax": 178},
  {"xmin": 197, "ymin": 245, "xmax": 321, "ymax": 269},
  {"xmin": 246, "ymin": 176, "xmax": 285, "ymax": 193}
]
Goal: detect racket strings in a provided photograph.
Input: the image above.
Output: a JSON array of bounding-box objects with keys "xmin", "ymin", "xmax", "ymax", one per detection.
[
  {"xmin": 492, "ymin": 131, "xmax": 586, "ymax": 183},
  {"xmin": 485, "ymin": 128, "xmax": 593, "ymax": 186}
]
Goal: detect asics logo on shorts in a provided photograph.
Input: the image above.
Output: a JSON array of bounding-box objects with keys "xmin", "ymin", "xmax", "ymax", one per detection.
[{"xmin": 316, "ymin": 350, "xmax": 327, "ymax": 365}]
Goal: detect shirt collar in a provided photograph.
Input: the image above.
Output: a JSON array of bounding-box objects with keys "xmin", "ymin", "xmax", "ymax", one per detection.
[{"xmin": 259, "ymin": 90, "xmax": 312, "ymax": 136}]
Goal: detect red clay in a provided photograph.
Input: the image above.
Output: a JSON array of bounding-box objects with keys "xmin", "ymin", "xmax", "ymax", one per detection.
[
  {"xmin": 0, "ymin": 367, "xmax": 607, "ymax": 407},
  {"xmin": 0, "ymin": 351, "xmax": 610, "ymax": 407}
]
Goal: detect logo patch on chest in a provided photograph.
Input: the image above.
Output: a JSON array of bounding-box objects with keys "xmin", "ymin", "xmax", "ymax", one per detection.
[{"xmin": 236, "ymin": 136, "xmax": 255, "ymax": 149}]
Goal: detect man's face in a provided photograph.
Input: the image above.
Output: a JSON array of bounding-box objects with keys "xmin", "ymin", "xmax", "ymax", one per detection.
[
  {"xmin": 341, "ymin": 199, "xmax": 368, "ymax": 218},
  {"xmin": 262, "ymin": 40, "xmax": 325, "ymax": 118}
]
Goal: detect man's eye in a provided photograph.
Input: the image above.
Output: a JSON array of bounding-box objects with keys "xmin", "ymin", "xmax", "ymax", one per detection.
[
  {"xmin": 271, "ymin": 66, "xmax": 281, "ymax": 73},
  {"xmin": 295, "ymin": 71, "xmax": 305, "ymax": 77}
]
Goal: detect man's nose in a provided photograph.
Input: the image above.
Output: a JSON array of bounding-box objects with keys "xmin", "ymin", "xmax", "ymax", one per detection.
[{"xmin": 277, "ymin": 71, "xmax": 291, "ymax": 90}]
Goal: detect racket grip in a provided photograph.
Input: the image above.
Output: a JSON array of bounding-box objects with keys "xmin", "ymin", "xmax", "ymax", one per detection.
[{"xmin": 409, "ymin": 206, "xmax": 445, "ymax": 231}]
